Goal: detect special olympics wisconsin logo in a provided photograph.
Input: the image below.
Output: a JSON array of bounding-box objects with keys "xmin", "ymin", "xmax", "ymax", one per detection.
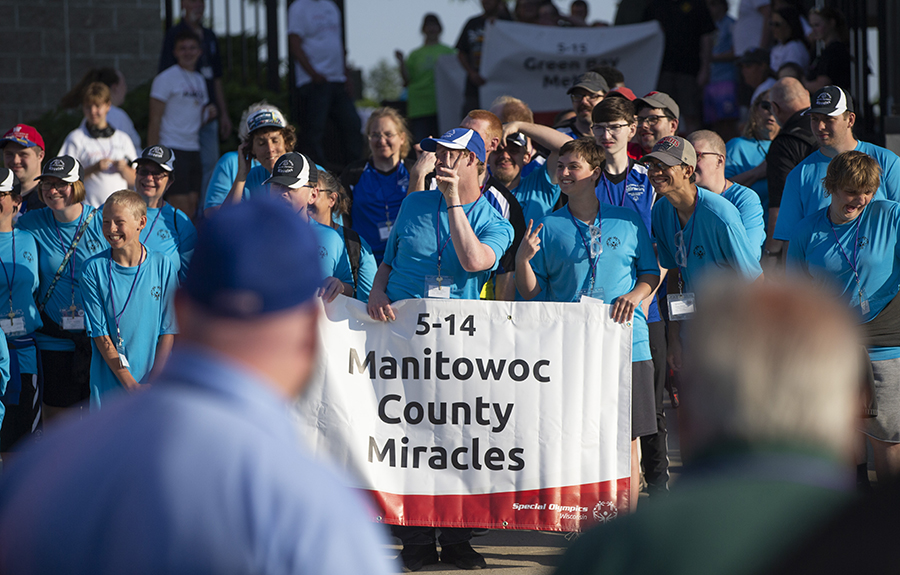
[
  {"xmin": 48, "ymin": 159, "xmax": 66, "ymax": 171},
  {"xmin": 592, "ymin": 501, "xmax": 617, "ymax": 524},
  {"xmin": 148, "ymin": 146, "xmax": 165, "ymax": 158},
  {"xmin": 277, "ymin": 160, "xmax": 294, "ymax": 174}
]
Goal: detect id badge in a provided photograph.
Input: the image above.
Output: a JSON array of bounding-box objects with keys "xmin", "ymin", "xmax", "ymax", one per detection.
[
  {"xmin": 378, "ymin": 221, "xmax": 393, "ymax": 242},
  {"xmin": 425, "ymin": 276, "xmax": 451, "ymax": 299},
  {"xmin": 576, "ymin": 287, "xmax": 605, "ymax": 303},
  {"xmin": 61, "ymin": 307, "xmax": 85, "ymax": 331},
  {"xmin": 116, "ymin": 338, "xmax": 130, "ymax": 369},
  {"xmin": 859, "ymin": 287, "xmax": 870, "ymax": 315},
  {"xmin": 0, "ymin": 310, "xmax": 25, "ymax": 337},
  {"xmin": 667, "ymin": 292, "xmax": 696, "ymax": 321}
]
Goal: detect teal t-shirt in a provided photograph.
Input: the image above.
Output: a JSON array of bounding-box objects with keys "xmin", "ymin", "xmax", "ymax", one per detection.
[
  {"xmin": 17, "ymin": 205, "xmax": 106, "ymax": 352},
  {"xmin": 511, "ymin": 164, "xmax": 562, "ymax": 229},
  {"xmin": 81, "ymin": 248, "xmax": 178, "ymax": 409},
  {"xmin": 140, "ymin": 203, "xmax": 196, "ymax": 284},
  {"xmin": 0, "ymin": 230, "xmax": 41, "ymax": 375}
]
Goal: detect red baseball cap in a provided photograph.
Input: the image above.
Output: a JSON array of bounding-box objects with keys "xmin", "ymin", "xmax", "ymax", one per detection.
[
  {"xmin": 0, "ymin": 124, "xmax": 45, "ymax": 150},
  {"xmin": 606, "ymin": 87, "xmax": 637, "ymax": 101}
]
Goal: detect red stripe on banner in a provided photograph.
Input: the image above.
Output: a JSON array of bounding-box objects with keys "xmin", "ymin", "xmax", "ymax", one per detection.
[{"xmin": 362, "ymin": 478, "xmax": 630, "ymax": 532}]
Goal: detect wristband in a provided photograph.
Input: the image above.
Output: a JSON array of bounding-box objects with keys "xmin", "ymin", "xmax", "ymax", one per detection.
[{"xmin": 447, "ymin": 204, "xmax": 464, "ymax": 209}]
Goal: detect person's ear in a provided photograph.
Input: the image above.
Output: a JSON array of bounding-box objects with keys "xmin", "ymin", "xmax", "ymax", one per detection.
[{"xmin": 308, "ymin": 185, "xmax": 319, "ymax": 206}]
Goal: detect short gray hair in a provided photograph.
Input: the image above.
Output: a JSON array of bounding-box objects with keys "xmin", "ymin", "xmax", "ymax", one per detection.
[{"xmin": 681, "ymin": 276, "xmax": 862, "ymax": 460}]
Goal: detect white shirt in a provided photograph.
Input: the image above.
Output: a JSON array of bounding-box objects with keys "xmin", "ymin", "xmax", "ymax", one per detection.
[
  {"xmin": 106, "ymin": 106, "xmax": 141, "ymax": 151},
  {"xmin": 733, "ymin": 0, "xmax": 770, "ymax": 56},
  {"xmin": 58, "ymin": 123, "xmax": 138, "ymax": 208},
  {"xmin": 150, "ymin": 65, "xmax": 209, "ymax": 152},
  {"xmin": 770, "ymin": 40, "xmax": 810, "ymax": 74},
  {"xmin": 287, "ymin": 0, "xmax": 346, "ymax": 86}
]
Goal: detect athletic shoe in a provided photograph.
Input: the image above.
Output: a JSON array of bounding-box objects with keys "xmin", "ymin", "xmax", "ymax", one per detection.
[
  {"xmin": 440, "ymin": 541, "xmax": 487, "ymax": 570},
  {"xmin": 399, "ymin": 543, "xmax": 439, "ymax": 572}
]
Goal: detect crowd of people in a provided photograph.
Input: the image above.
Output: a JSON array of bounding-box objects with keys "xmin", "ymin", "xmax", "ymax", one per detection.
[{"xmin": 0, "ymin": 0, "xmax": 895, "ymax": 573}]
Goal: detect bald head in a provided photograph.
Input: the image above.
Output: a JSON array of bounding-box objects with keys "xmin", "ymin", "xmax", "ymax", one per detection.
[
  {"xmin": 770, "ymin": 78, "xmax": 810, "ymax": 122},
  {"xmin": 687, "ymin": 130, "xmax": 726, "ymax": 156}
]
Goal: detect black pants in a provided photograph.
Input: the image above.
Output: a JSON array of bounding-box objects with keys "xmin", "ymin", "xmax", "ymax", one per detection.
[
  {"xmin": 392, "ymin": 526, "xmax": 472, "ymax": 547},
  {"xmin": 1, "ymin": 373, "xmax": 41, "ymax": 452},
  {"xmin": 640, "ymin": 320, "xmax": 669, "ymax": 494}
]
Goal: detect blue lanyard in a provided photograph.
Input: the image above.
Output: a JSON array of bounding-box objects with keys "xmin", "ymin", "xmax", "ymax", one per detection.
[
  {"xmin": 365, "ymin": 162, "xmax": 408, "ymax": 223},
  {"xmin": 143, "ymin": 203, "xmax": 165, "ymax": 240},
  {"xmin": 108, "ymin": 245, "xmax": 144, "ymax": 342},
  {"xmin": 828, "ymin": 210, "xmax": 864, "ymax": 297},
  {"xmin": 0, "ymin": 231, "xmax": 16, "ymax": 314},
  {"xmin": 436, "ymin": 194, "xmax": 482, "ymax": 279},
  {"xmin": 53, "ymin": 206, "xmax": 86, "ymax": 305},
  {"xmin": 673, "ymin": 193, "xmax": 700, "ymax": 271},
  {"xmin": 567, "ymin": 204, "xmax": 602, "ymax": 290}
]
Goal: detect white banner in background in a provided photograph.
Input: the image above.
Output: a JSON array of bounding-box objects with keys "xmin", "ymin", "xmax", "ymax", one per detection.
[
  {"xmin": 478, "ymin": 20, "xmax": 665, "ymax": 113},
  {"xmin": 295, "ymin": 296, "xmax": 633, "ymax": 532}
]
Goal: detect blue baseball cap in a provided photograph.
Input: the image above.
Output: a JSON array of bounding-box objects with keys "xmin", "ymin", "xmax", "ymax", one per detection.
[
  {"xmin": 183, "ymin": 198, "xmax": 322, "ymax": 317},
  {"xmin": 420, "ymin": 128, "xmax": 486, "ymax": 163}
]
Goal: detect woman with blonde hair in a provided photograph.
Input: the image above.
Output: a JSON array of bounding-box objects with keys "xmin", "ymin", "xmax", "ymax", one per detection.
[{"xmin": 340, "ymin": 107, "xmax": 413, "ymax": 263}]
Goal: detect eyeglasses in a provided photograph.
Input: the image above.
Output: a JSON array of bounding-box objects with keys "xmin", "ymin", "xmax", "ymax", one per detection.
[
  {"xmin": 636, "ymin": 115, "xmax": 670, "ymax": 127},
  {"xmin": 588, "ymin": 224, "xmax": 602, "ymax": 257},
  {"xmin": 137, "ymin": 168, "xmax": 168, "ymax": 179},
  {"xmin": 591, "ymin": 123, "xmax": 631, "ymax": 135},
  {"xmin": 369, "ymin": 132, "xmax": 398, "ymax": 141},
  {"xmin": 643, "ymin": 160, "xmax": 672, "ymax": 173},
  {"xmin": 40, "ymin": 181, "xmax": 70, "ymax": 191},
  {"xmin": 570, "ymin": 92, "xmax": 603, "ymax": 104},
  {"xmin": 0, "ymin": 191, "xmax": 11, "ymax": 199},
  {"xmin": 696, "ymin": 152, "xmax": 724, "ymax": 161},
  {"xmin": 674, "ymin": 229, "xmax": 688, "ymax": 267}
]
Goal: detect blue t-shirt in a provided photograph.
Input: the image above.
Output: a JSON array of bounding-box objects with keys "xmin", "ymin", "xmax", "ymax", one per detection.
[
  {"xmin": 81, "ymin": 248, "xmax": 178, "ymax": 409},
  {"xmin": 652, "ymin": 187, "xmax": 763, "ymax": 293},
  {"xmin": 774, "ymin": 141, "xmax": 900, "ymax": 241},
  {"xmin": 596, "ymin": 162, "xmax": 661, "ymax": 322},
  {"xmin": 203, "ymin": 151, "xmax": 262, "ymax": 211},
  {"xmin": 348, "ymin": 162, "xmax": 409, "ymax": 263},
  {"xmin": 17, "ymin": 206, "xmax": 106, "ymax": 352},
  {"xmin": 311, "ymin": 219, "xmax": 353, "ymax": 284},
  {"xmin": 204, "ymin": 162, "xmax": 270, "ymax": 210},
  {"xmin": 339, "ymin": 226, "xmax": 376, "ymax": 303},
  {"xmin": 722, "ymin": 182, "xmax": 765, "ymax": 252},
  {"xmin": 530, "ymin": 204, "xmax": 659, "ymax": 362},
  {"xmin": 511, "ymin": 164, "xmax": 561, "ymax": 228},
  {"xmin": 383, "ymin": 190, "xmax": 514, "ymax": 301},
  {"xmin": 725, "ymin": 137, "xmax": 771, "ymax": 228},
  {"xmin": 0, "ymin": 230, "xmax": 41, "ymax": 375},
  {"xmin": 140, "ymin": 203, "xmax": 196, "ymax": 284},
  {"xmin": 787, "ymin": 201, "xmax": 900, "ymax": 360},
  {"xmin": 0, "ymin": 336, "xmax": 9, "ymax": 427}
]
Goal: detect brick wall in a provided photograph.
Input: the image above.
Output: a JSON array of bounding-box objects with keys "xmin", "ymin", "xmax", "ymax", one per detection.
[{"xmin": 0, "ymin": 0, "xmax": 162, "ymax": 130}]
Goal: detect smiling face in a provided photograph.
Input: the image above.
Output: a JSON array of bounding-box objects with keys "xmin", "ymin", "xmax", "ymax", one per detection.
[
  {"xmin": 367, "ymin": 116, "xmax": 405, "ymax": 165},
  {"xmin": 644, "ymin": 158, "xmax": 692, "ymax": 197},
  {"xmin": 636, "ymin": 108, "xmax": 678, "ymax": 152},
  {"xmin": 252, "ymin": 128, "xmax": 288, "ymax": 172},
  {"xmin": 690, "ymin": 140, "xmax": 724, "ymax": 189},
  {"xmin": 134, "ymin": 161, "xmax": 172, "ymax": 203},
  {"xmin": 103, "ymin": 202, "xmax": 146, "ymax": 251},
  {"xmin": 557, "ymin": 151, "xmax": 600, "ymax": 197},
  {"xmin": 2, "ymin": 143, "xmax": 44, "ymax": 185},
  {"xmin": 809, "ymin": 111, "xmax": 855, "ymax": 150},
  {"xmin": 174, "ymin": 38, "xmax": 202, "ymax": 70},
  {"xmin": 39, "ymin": 177, "xmax": 74, "ymax": 210},
  {"xmin": 488, "ymin": 141, "xmax": 528, "ymax": 187},
  {"xmin": 829, "ymin": 186, "xmax": 874, "ymax": 224},
  {"xmin": 753, "ymin": 99, "xmax": 780, "ymax": 140},
  {"xmin": 0, "ymin": 190, "xmax": 21, "ymax": 228}
]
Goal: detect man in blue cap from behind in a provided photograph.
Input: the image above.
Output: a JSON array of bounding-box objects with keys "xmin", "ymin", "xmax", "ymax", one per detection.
[
  {"xmin": 367, "ymin": 128, "xmax": 514, "ymax": 570},
  {"xmin": 0, "ymin": 198, "xmax": 395, "ymax": 575}
]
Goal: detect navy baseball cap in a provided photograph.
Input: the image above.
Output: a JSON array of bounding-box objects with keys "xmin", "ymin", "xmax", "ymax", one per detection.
[
  {"xmin": 264, "ymin": 152, "xmax": 318, "ymax": 189},
  {"xmin": 133, "ymin": 145, "xmax": 176, "ymax": 172},
  {"xmin": 36, "ymin": 156, "xmax": 83, "ymax": 183},
  {"xmin": 420, "ymin": 128, "xmax": 486, "ymax": 163},
  {"xmin": 808, "ymin": 86, "xmax": 854, "ymax": 116},
  {"xmin": 183, "ymin": 198, "xmax": 322, "ymax": 317}
]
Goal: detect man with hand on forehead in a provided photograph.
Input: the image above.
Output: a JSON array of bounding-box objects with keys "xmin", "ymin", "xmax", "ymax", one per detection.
[
  {"xmin": 556, "ymin": 71, "xmax": 609, "ymax": 140},
  {"xmin": 366, "ymin": 128, "xmax": 513, "ymax": 571},
  {"xmin": 646, "ymin": 136, "xmax": 762, "ymax": 371},
  {"xmin": 265, "ymin": 152, "xmax": 354, "ymax": 303},
  {"xmin": 774, "ymin": 85, "xmax": 900, "ymax": 251},
  {"xmin": 1, "ymin": 125, "xmax": 46, "ymax": 215}
]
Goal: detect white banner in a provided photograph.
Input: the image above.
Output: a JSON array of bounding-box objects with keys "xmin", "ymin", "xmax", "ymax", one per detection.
[
  {"xmin": 295, "ymin": 296, "xmax": 632, "ymax": 531},
  {"xmin": 477, "ymin": 20, "xmax": 665, "ymax": 113}
]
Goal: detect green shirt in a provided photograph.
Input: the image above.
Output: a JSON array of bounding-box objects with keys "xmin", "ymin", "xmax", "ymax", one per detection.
[{"xmin": 405, "ymin": 43, "xmax": 455, "ymax": 119}]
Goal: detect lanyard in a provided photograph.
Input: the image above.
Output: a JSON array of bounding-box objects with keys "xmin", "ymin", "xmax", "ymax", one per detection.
[
  {"xmin": 601, "ymin": 161, "xmax": 633, "ymax": 208},
  {"xmin": 568, "ymin": 204, "xmax": 602, "ymax": 292},
  {"xmin": 0, "ymin": 231, "xmax": 16, "ymax": 315},
  {"xmin": 53, "ymin": 207, "xmax": 86, "ymax": 307},
  {"xmin": 143, "ymin": 203, "xmax": 165, "ymax": 240},
  {"xmin": 828, "ymin": 211, "xmax": 864, "ymax": 300},
  {"xmin": 365, "ymin": 162, "xmax": 407, "ymax": 224},
  {"xmin": 108, "ymin": 245, "xmax": 144, "ymax": 344},
  {"xmin": 673, "ymin": 193, "xmax": 700, "ymax": 292},
  {"xmin": 435, "ymin": 194, "xmax": 482, "ymax": 283}
]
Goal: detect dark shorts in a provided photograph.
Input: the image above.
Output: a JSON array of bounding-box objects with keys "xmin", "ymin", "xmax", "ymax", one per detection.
[
  {"xmin": 1, "ymin": 373, "xmax": 41, "ymax": 452},
  {"xmin": 632, "ymin": 359, "xmax": 657, "ymax": 439},
  {"xmin": 167, "ymin": 149, "xmax": 202, "ymax": 196},
  {"xmin": 42, "ymin": 349, "xmax": 90, "ymax": 408}
]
